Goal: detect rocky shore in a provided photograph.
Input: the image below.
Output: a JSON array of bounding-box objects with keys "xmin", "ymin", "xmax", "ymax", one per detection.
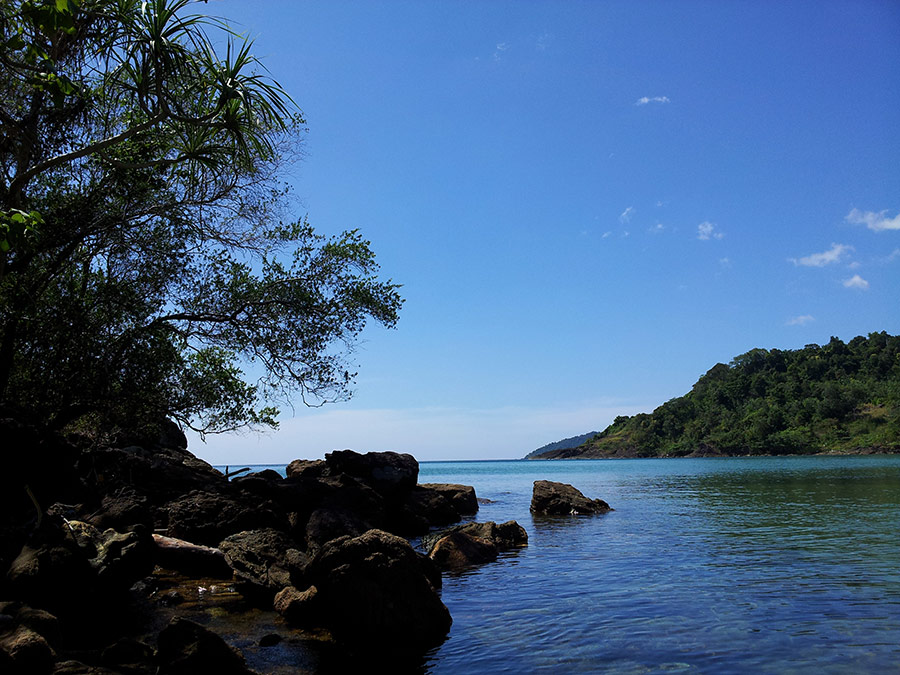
[{"xmin": 2, "ymin": 419, "xmax": 573, "ymax": 673}]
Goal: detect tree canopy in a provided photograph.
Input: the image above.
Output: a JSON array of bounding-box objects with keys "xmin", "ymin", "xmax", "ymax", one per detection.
[{"xmin": 0, "ymin": 0, "xmax": 402, "ymax": 437}]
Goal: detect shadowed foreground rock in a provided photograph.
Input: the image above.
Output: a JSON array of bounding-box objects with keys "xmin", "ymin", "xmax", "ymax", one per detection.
[
  {"xmin": 303, "ymin": 529, "xmax": 451, "ymax": 648},
  {"xmin": 530, "ymin": 480, "xmax": 612, "ymax": 515}
]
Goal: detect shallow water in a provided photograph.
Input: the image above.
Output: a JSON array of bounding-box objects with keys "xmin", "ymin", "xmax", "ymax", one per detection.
[{"xmin": 221, "ymin": 456, "xmax": 900, "ymax": 673}]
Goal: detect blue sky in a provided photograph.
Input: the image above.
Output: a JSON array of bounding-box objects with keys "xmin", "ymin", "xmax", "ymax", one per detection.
[{"xmin": 191, "ymin": 0, "xmax": 900, "ymax": 464}]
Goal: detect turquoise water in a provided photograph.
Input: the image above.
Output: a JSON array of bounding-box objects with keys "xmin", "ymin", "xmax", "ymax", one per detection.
[{"xmin": 223, "ymin": 456, "xmax": 900, "ymax": 673}]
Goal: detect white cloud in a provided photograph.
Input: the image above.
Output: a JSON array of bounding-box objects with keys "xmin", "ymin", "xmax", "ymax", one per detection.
[
  {"xmin": 602, "ymin": 231, "xmax": 612, "ymax": 239},
  {"xmin": 635, "ymin": 96, "xmax": 671, "ymax": 106},
  {"xmin": 843, "ymin": 274, "xmax": 869, "ymax": 290},
  {"xmin": 493, "ymin": 42, "xmax": 510, "ymax": 61},
  {"xmin": 786, "ymin": 315, "xmax": 815, "ymax": 326},
  {"xmin": 887, "ymin": 248, "xmax": 900, "ymax": 262},
  {"xmin": 536, "ymin": 33, "xmax": 552, "ymax": 51},
  {"xmin": 185, "ymin": 402, "xmax": 652, "ymax": 464},
  {"xmin": 719, "ymin": 257, "xmax": 731, "ymax": 268},
  {"xmin": 846, "ymin": 208, "xmax": 900, "ymax": 232},
  {"xmin": 697, "ymin": 221, "xmax": 723, "ymax": 240},
  {"xmin": 789, "ymin": 243, "xmax": 852, "ymax": 267},
  {"xmin": 619, "ymin": 206, "xmax": 634, "ymax": 223},
  {"xmin": 649, "ymin": 223, "xmax": 665, "ymax": 234}
]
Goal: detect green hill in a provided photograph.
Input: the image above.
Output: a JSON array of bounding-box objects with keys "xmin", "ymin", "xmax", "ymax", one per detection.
[{"xmin": 531, "ymin": 332, "xmax": 900, "ymax": 459}]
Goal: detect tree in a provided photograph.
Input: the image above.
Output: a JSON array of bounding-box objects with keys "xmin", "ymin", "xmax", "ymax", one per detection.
[{"xmin": 0, "ymin": 0, "xmax": 402, "ymax": 437}]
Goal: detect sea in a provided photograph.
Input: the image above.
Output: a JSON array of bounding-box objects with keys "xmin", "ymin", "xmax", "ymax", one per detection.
[{"xmin": 214, "ymin": 456, "xmax": 900, "ymax": 673}]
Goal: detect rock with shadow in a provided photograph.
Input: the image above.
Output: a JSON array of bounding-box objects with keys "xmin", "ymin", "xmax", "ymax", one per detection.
[{"xmin": 530, "ymin": 480, "xmax": 613, "ymax": 516}]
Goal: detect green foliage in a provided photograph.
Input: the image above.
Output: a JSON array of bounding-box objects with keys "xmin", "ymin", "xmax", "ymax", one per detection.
[
  {"xmin": 0, "ymin": 0, "xmax": 402, "ymax": 437},
  {"xmin": 575, "ymin": 334, "xmax": 900, "ymax": 457}
]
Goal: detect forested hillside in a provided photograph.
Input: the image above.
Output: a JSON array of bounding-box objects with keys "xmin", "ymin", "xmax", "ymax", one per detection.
[{"xmin": 533, "ymin": 332, "xmax": 900, "ymax": 459}]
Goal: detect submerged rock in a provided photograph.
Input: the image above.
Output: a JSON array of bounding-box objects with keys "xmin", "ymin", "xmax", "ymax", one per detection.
[
  {"xmin": 155, "ymin": 617, "xmax": 254, "ymax": 675},
  {"xmin": 429, "ymin": 531, "xmax": 497, "ymax": 570},
  {"xmin": 530, "ymin": 480, "xmax": 612, "ymax": 515},
  {"xmin": 425, "ymin": 520, "xmax": 528, "ymax": 571}
]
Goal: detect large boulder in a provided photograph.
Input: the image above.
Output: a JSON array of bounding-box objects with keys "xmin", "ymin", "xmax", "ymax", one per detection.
[
  {"xmin": 304, "ymin": 529, "xmax": 451, "ymax": 648},
  {"xmin": 165, "ymin": 490, "xmax": 285, "ymax": 547},
  {"xmin": 420, "ymin": 483, "xmax": 478, "ymax": 515},
  {"xmin": 280, "ymin": 474, "xmax": 386, "ymax": 544},
  {"xmin": 323, "ymin": 450, "xmax": 418, "ymax": 498},
  {"xmin": 219, "ymin": 529, "xmax": 308, "ymax": 600},
  {"xmin": 530, "ymin": 480, "xmax": 612, "ymax": 515},
  {"xmin": 155, "ymin": 617, "xmax": 254, "ymax": 675}
]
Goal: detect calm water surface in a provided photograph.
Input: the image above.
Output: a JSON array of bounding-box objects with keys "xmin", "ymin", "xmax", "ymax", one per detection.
[{"xmin": 227, "ymin": 456, "xmax": 900, "ymax": 673}]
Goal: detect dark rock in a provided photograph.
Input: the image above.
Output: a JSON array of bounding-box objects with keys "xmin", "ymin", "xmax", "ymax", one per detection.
[
  {"xmin": 423, "ymin": 520, "xmax": 528, "ymax": 553},
  {"xmin": 0, "ymin": 624, "xmax": 55, "ymax": 674},
  {"xmin": 77, "ymin": 445, "xmax": 223, "ymax": 510},
  {"xmin": 87, "ymin": 524, "xmax": 156, "ymax": 589},
  {"xmin": 404, "ymin": 486, "xmax": 461, "ymax": 527},
  {"xmin": 52, "ymin": 660, "xmax": 119, "ymax": 674},
  {"xmin": 156, "ymin": 617, "xmax": 254, "ymax": 675},
  {"xmin": 283, "ymin": 474, "xmax": 386, "ymax": 542},
  {"xmin": 273, "ymin": 585, "xmax": 319, "ymax": 626},
  {"xmin": 6, "ymin": 520, "xmax": 154, "ymax": 613},
  {"xmin": 324, "ymin": 450, "xmax": 418, "ymax": 498},
  {"xmin": 420, "ymin": 483, "xmax": 479, "ymax": 515},
  {"xmin": 101, "ymin": 638, "xmax": 154, "ymax": 673},
  {"xmin": 304, "ymin": 507, "xmax": 372, "ymax": 554},
  {"xmin": 258, "ymin": 633, "xmax": 282, "ymax": 647},
  {"xmin": 530, "ymin": 480, "xmax": 612, "ymax": 515},
  {"xmin": 457, "ymin": 520, "xmax": 528, "ymax": 549},
  {"xmin": 285, "ymin": 459, "xmax": 327, "ymax": 480},
  {"xmin": 429, "ymin": 531, "xmax": 498, "ymax": 571},
  {"xmin": 219, "ymin": 529, "xmax": 308, "ymax": 599},
  {"xmin": 166, "ymin": 490, "xmax": 285, "ymax": 547},
  {"xmin": 6, "ymin": 526, "xmax": 96, "ymax": 611},
  {"xmin": 248, "ymin": 469, "xmax": 283, "ymax": 481},
  {"xmin": 306, "ymin": 529, "xmax": 451, "ymax": 647},
  {"xmin": 14, "ymin": 607, "xmax": 60, "ymax": 648},
  {"xmin": 86, "ymin": 488, "xmax": 154, "ymax": 532},
  {"xmin": 152, "ymin": 534, "xmax": 232, "ymax": 578}
]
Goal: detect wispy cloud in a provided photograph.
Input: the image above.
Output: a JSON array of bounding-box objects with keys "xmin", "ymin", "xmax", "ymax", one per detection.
[
  {"xmin": 649, "ymin": 223, "xmax": 665, "ymax": 234},
  {"xmin": 697, "ymin": 221, "xmax": 723, "ymax": 240},
  {"xmin": 719, "ymin": 257, "xmax": 731, "ymax": 268},
  {"xmin": 786, "ymin": 315, "xmax": 815, "ymax": 326},
  {"xmin": 789, "ymin": 243, "xmax": 852, "ymax": 267},
  {"xmin": 493, "ymin": 42, "xmax": 510, "ymax": 61},
  {"xmin": 619, "ymin": 206, "xmax": 634, "ymax": 223},
  {"xmin": 845, "ymin": 208, "xmax": 900, "ymax": 232},
  {"xmin": 843, "ymin": 274, "xmax": 869, "ymax": 290},
  {"xmin": 886, "ymin": 248, "xmax": 900, "ymax": 262},
  {"xmin": 536, "ymin": 33, "xmax": 552, "ymax": 51},
  {"xmin": 635, "ymin": 96, "xmax": 670, "ymax": 106}
]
